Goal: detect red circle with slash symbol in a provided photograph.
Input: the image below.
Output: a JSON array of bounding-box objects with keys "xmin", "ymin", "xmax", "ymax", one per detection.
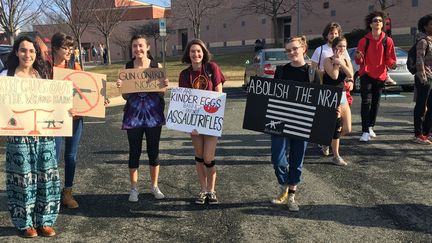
[{"xmin": 64, "ymin": 71, "xmax": 100, "ymax": 114}]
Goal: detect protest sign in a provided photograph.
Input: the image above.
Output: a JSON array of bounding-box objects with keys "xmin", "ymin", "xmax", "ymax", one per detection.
[
  {"xmin": 243, "ymin": 76, "xmax": 342, "ymax": 145},
  {"xmin": 118, "ymin": 68, "xmax": 167, "ymax": 93},
  {"xmin": 166, "ymin": 87, "xmax": 226, "ymax": 137},
  {"xmin": 53, "ymin": 67, "xmax": 106, "ymax": 118},
  {"xmin": 0, "ymin": 76, "xmax": 73, "ymax": 136}
]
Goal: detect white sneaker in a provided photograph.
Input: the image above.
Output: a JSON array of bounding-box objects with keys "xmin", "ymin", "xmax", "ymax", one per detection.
[
  {"xmin": 368, "ymin": 127, "xmax": 376, "ymax": 138},
  {"xmin": 321, "ymin": 145, "xmax": 330, "ymax": 156},
  {"xmin": 129, "ymin": 188, "xmax": 139, "ymax": 202},
  {"xmin": 332, "ymin": 156, "xmax": 348, "ymax": 166},
  {"xmin": 150, "ymin": 186, "xmax": 165, "ymax": 199},
  {"xmin": 287, "ymin": 194, "xmax": 299, "ymax": 212},
  {"xmin": 359, "ymin": 132, "xmax": 370, "ymax": 142}
]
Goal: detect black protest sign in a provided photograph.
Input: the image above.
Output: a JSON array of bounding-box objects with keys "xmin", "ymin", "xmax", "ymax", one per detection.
[{"xmin": 243, "ymin": 76, "xmax": 343, "ymax": 145}]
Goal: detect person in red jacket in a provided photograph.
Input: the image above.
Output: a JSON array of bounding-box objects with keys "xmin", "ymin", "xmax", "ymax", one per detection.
[{"xmin": 355, "ymin": 11, "xmax": 397, "ymax": 142}]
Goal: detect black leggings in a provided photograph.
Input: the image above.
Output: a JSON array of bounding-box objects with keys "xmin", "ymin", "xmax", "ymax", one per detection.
[
  {"xmin": 414, "ymin": 77, "xmax": 432, "ymax": 136},
  {"xmin": 127, "ymin": 126, "xmax": 162, "ymax": 168},
  {"xmin": 360, "ymin": 75, "xmax": 385, "ymax": 132}
]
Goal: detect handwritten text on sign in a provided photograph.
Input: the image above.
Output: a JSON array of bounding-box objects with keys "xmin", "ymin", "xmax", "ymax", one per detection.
[
  {"xmin": 53, "ymin": 67, "xmax": 106, "ymax": 118},
  {"xmin": 166, "ymin": 87, "xmax": 226, "ymax": 137},
  {"xmin": 0, "ymin": 76, "xmax": 73, "ymax": 136},
  {"xmin": 243, "ymin": 76, "xmax": 342, "ymax": 146},
  {"xmin": 118, "ymin": 68, "xmax": 167, "ymax": 93}
]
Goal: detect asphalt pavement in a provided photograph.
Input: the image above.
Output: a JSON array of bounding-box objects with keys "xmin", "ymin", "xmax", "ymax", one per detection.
[{"xmin": 0, "ymin": 87, "xmax": 431, "ymax": 242}]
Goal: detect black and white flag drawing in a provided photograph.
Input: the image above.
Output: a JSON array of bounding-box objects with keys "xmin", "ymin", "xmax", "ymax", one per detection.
[{"xmin": 243, "ymin": 76, "xmax": 342, "ymax": 145}]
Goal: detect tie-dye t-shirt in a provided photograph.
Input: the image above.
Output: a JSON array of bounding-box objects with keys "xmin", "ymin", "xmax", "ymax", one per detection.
[{"xmin": 121, "ymin": 60, "xmax": 165, "ymax": 129}]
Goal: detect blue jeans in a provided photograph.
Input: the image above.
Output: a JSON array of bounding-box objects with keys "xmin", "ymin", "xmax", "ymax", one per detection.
[
  {"xmin": 271, "ymin": 135, "xmax": 307, "ymax": 186},
  {"xmin": 55, "ymin": 118, "xmax": 83, "ymax": 188}
]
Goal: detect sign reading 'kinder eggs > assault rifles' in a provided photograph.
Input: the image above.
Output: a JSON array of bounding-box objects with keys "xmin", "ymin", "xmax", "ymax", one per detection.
[
  {"xmin": 243, "ymin": 76, "xmax": 342, "ymax": 146},
  {"xmin": 118, "ymin": 68, "xmax": 167, "ymax": 93},
  {"xmin": 53, "ymin": 67, "xmax": 107, "ymax": 118},
  {"xmin": 0, "ymin": 76, "xmax": 73, "ymax": 136},
  {"xmin": 166, "ymin": 87, "xmax": 226, "ymax": 137}
]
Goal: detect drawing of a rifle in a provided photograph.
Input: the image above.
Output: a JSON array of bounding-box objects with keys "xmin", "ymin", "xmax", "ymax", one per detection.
[
  {"xmin": 37, "ymin": 120, "xmax": 64, "ymax": 128},
  {"xmin": 73, "ymin": 88, "xmax": 95, "ymax": 99}
]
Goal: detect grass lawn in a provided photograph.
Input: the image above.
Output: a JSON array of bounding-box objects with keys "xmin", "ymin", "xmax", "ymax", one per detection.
[{"xmin": 87, "ymin": 51, "xmax": 253, "ymax": 98}]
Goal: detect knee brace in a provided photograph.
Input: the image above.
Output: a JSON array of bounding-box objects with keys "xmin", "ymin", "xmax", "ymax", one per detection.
[
  {"xmin": 333, "ymin": 117, "xmax": 342, "ymax": 139},
  {"xmin": 204, "ymin": 160, "xmax": 215, "ymax": 168},
  {"xmin": 195, "ymin": 157, "xmax": 204, "ymax": 163},
  {"xmin": 149, "ymin": 160, "xmax": 160, "ymax": 166}
]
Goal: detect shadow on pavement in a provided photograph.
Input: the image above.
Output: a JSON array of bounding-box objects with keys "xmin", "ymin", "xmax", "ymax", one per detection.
[
  {"xmin": 240, "ymin": 203, "xmax": 432, "ymax": 234},
  {"xmin": 0, "ymin": 226, "xmax": 16, "ymax": 237},
  {"xmin": 104, "ymin": 159, "xmax": 269, "ymax": 166}
]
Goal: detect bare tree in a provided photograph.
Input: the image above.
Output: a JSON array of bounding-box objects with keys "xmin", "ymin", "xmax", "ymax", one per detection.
[
  {"xmin": 175, "ymin": 0, "xmax": 225, "ymax": 39},
  {"xmin": 0, "ymin": 0, "xmax": 46, "ymax": 44},
  {"xmin": 235, "ymin": 0, "xmax": 312, "ymax": 47},
  {"xmin": 43, "ymin": 0, "xmax": 97, "ymax": 70},
  {"xmin": 375, "ymin": 0, "xmax": 401, "ymax": 11},
  {"xmin": 92, "ymin": 0, "xmax": 130, "ymax": 64},
  {"xmin": 130, "ymin": 21, "xmax": 160, "ymax": 58},
  {"xmin": 112, "ymin": 32, "xmax": 130, "ymax": 60}
]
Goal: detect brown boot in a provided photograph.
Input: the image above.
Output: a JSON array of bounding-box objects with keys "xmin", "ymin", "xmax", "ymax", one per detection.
[{"xmin": 62, "ymin": 188, "xmax": 79, "ymax": 209}]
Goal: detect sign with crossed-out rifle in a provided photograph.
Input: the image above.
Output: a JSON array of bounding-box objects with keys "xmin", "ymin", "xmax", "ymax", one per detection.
[{"xmin": 53, "ymin": 67, "xmax": 107, "ymax": 118}]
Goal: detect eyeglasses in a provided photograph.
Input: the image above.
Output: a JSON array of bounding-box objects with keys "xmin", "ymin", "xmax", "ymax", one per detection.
[
  {"xmin": 285, "ymin": 46, "xmax": 302, "ymax": 53},
  {"xmin": 372, "ymin": 18, "xmax": 383, "ymax": 23}
]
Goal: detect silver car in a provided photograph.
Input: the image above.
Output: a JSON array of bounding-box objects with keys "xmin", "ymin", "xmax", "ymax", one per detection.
[
  {"xmin": 243, "ymin": 48, "xmax": 310, "ymax": 87},
  {"xmin": 348, "ymin": 47, "xmax": 414, "ymax": 92}
]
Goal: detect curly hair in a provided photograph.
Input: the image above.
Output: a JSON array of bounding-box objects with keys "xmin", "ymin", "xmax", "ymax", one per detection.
[
  {"xmin": 365, "ymin": 11, "xmax": 385, "ymax": 32},
  {"xmin": 5, "ymin": 35, "xmax": 47, "ymax": 78},
  {"xmin": 418, "ymin": 14, "xmax": 432, "ymax": 33}
]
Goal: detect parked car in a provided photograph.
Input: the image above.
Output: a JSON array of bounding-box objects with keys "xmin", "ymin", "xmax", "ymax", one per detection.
[
  {"xmin": 348, "ymin": 47, "xmax": 414, "ymax": 92},
  {"xmin": 243, "ymin": 48, "xmax": 310, "ymax": 87},
  {"xmin": 0, "ymin": 45, "xmax": 12, "ymax": 70}
]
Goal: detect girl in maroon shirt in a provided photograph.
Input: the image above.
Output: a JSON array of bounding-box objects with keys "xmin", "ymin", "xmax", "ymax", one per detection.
[{"xmin": 178, "ymin": 39, "xmax": 225, "ymax": 204}]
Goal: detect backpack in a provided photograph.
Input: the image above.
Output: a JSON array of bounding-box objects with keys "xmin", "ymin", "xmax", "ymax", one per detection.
[{"xmin": 407, "ymin": 39, "xmax": 429, "ymax": 75}]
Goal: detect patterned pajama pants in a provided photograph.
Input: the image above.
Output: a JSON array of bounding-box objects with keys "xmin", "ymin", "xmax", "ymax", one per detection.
[{"xmin": 5, "ymin": 136, "xmax": 60, "ymax": 230}]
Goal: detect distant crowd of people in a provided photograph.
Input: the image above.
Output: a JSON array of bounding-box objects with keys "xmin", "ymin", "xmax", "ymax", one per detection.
[{"xmin": 2, "ymin": 10, "xmax": 432, "ymax": 238}]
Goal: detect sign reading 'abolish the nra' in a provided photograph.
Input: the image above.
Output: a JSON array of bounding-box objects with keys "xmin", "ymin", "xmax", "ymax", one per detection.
[
  {"xmin": 118, "ymin": 68, "xmax": 167, "ymax": 93},
  {"xmin": 243, "ymin": 76, "xmax": 343, "ymax": 146}
]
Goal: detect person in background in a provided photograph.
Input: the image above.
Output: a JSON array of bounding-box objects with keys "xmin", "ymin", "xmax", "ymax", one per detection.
[
  {"xmin": 413, "ymin": 14, "xmax": 432, "ymax": 144},
  {"xmin": 178, "ymin": 39, "xmax": 225, "ymax": 205},
  {"xmin": 323, "ymin": 36, "xmax": 354, "ymax": 165},
  {"xmin": 355, "ymin": 11, "xmax": 397, "ymax": 142},
  {"xmin": 116, "ymin": 35, "xmax": 169, "ymax": 202},
  {"xmin": 3, "ymin": 35, "xmax": 60, "ymax": 238}
]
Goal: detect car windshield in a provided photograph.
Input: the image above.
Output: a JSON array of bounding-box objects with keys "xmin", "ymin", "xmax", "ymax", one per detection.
[{"xmin": 265, "ymin": 51, "xmax": 288, "ymax": 61}]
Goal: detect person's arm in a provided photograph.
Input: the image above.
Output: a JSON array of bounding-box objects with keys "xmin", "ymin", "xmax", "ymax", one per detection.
[
  {"xmin": 157, "ymin": 63, "xmax": 169, "ymax": 92},
  {"xmin": 355, "ymin": 38, "xmax": 366, "ymax": 65},
  {"xmin": 416, "ymin": 39, "xmax": 428, "ymax": 83},
  {"xmin": 386, "ymin": 38, "xmax": 397, "ymax": 69},
  {"xmin": 324, "ymin": 57, "xmax": 339, "ymax": 80}
]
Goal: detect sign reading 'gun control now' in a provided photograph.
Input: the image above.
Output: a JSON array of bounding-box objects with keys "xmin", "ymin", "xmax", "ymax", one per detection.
[
  {"xmin": 118, "ymin": 68, "xmax": 167, "ymax": 93},
  {"xmin": 166, "ymin": 87, "xmax": 226, "ymax": 137},
  {"xmin": 243, "ymin": 76, "xmax": 342, "ymax": 146}
]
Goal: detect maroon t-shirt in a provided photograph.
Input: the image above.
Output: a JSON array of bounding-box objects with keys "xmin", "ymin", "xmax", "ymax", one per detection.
[{"xmin": 178, "ymin": 62, "xmax": 225, "ymax": 91}]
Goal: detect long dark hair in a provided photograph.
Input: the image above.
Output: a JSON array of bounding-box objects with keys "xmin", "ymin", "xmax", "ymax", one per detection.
[
  {"xmin": 130, "ymin": 34, "xmax": 153, "ymax": 60},
  {"xmin": 5, "ymin": 35, "xmax": 47, "ymax": 78}
]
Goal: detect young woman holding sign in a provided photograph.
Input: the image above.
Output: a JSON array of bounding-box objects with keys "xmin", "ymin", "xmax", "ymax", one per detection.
[
  {"xmin": 178, "ymin": 39, "xmax": 225, "ymax": 204},
  {"xmin": 271, "ymin": 36, "xmax": 320, "ymax": 212},
  {"xmin": 116, "ymin": 35, "xmax": 169, "ymax": 202},
  {"xmin": 2, "ymin": 36, "xmax": 60, "ymax": 237},
  {"xmin": 323, "ymin": 36, "xmax": 354, "ymax": 166},
  {"xmin": 50, "ymin": 32, "xmax": 82, "ymax": 209}
]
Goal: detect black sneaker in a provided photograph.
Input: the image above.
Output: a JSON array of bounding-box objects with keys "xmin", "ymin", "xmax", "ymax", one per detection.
[
  {"xmin": 207, "ymin": 191, "xmax": 219, "ymax": 205},
  {"xmin": 195, "ymin": 191, "xmax": 207, "ymax": 205}
]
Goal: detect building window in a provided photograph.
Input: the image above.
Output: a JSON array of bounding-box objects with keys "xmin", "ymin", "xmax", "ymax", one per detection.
[
  {"xmin": 323, "ymin": 2, "xmax": 329, "ymax": 9},
  {"xmin": 242, "ymin": 40, "xmax": 245, "ymax": 45},
  {"xmin": 241, "ymin": 21, "xmax": 245, "ymax": 27},
  {"xmin": 207, "ymin": 42, "xmax": 210, "ymax": 48},
  {"xmin": 368, "ymin": 5, "xmax": 374, "ymax": 12},
  {"xmin": 223, "ymin": 23, "xmax": 226, "ymax": 28},
  {"xmin": 262, "ymin": 18, "xmax": 266, "ymax": 24},
  {"xmin": 412, "ymin": 0, "xmax": 418, "ymax": 7},
  {"xmin": 330, "ymin": 10, "xmax": 336, "ymax": 16},
  {"xmin": 206, "ymin": 25, "xmax": 209, "ymax": 30},
  {"xmin": 223, "ymin": 42, "xmax": 227, "ymax": 47}
]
